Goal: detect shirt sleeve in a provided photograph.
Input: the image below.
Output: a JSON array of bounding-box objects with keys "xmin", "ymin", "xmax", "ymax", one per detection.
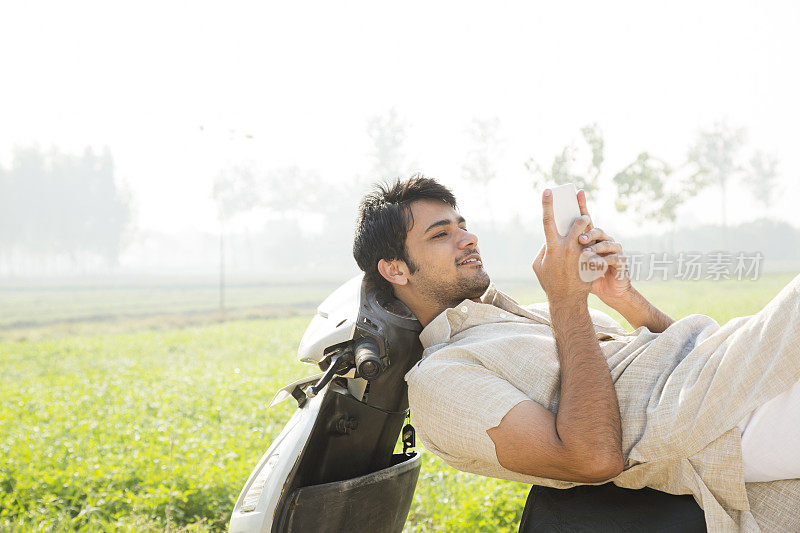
[{"xmin": 406, "ymin": 350, "xmax": 531, "ymax": 478}]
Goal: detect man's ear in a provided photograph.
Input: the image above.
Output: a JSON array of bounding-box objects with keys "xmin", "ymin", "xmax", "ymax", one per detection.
[{"xmin": 377, "ymin": 258, "xmax": 409, "ymax": 286}]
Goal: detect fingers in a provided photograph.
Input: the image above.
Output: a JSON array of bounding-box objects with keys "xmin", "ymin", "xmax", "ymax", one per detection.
[
  {"xmin": 582, "ymin": 240, "xmax": 622, "ymax": 255},
  {"xmin": 531, "ymin": 243, "xmax": 547, "ymax": 285},
  {"xmin": 532, "ymin": 243, "xmax": 546, "ymax": 272},
  {"xmin": 581, "ymin": 250, "xmax": 627, "ymax": 270},
  {"xmin": 567, "ymin": 215, "xmax": 593, "ymax": 247},
  {"xmin": 577, "ymin": 189, "xmax": 594, "ymax": 230},
  {"xmin": 578, "ymin": 251, "xmax": 608, "ymax": 282},
  {"xmin": 597, "ymin": 253, "xmax": 626, "ymax": 268},
  {"xmin": 541, "ymin": 189, "xmax": 559, "ymax": 244},
  {"xmin": 579, "ymin": 227, "xmax": 611, "ymax": 245}
]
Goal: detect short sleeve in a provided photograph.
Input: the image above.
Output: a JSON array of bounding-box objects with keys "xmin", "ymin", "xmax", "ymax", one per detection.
[{"xmin": 405, "ymin": 350, "xmax": 531, "ymax": 478}]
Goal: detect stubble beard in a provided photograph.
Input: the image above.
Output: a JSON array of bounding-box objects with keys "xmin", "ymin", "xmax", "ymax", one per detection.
[{"xmin": 414, "ymin": 264, "xmax": 491, "ymax": 310}]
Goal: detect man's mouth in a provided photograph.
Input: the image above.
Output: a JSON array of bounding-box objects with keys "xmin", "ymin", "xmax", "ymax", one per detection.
[{"xmin": 457, "ymin": 254, "xmax": 482, "ymax": 266}]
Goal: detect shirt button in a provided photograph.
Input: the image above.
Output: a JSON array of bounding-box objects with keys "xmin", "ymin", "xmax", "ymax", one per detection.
[{"xmin": 460, "ymin": 306, "xmax": 468, "ymax": 313}]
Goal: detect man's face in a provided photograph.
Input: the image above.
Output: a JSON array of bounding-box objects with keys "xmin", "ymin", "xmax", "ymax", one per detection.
[{"xmin": 402, "ymin": 199, "xmax": 490, "ymax": 308}]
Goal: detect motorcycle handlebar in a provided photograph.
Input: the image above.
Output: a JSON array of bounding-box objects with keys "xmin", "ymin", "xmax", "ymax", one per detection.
[{"xmin": 354, "ymin": 338, "xmax": 383, "ymax": 380}]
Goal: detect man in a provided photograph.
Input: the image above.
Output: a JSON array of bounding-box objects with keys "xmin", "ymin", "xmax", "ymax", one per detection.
[{"xmin": 352, "ymin": 175, "xmax": 800, "ymax": 532}]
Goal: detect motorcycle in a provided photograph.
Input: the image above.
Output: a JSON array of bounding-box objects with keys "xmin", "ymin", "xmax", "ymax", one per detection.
[
  {"xmin": 229, "ymin": 275, "xmax": 707, "ymax": 533},
  {"xmin": 228, "ymin": 275, "xmax": 424, "ymax": 533}
]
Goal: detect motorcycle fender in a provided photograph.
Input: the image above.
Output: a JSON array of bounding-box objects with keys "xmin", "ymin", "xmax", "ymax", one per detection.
[{"xmin": 229, "ymin": 392, "xmax": 324, "ymax": 533}]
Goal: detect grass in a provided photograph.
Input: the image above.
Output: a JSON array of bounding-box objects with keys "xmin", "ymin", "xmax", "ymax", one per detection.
[
  {"xmin": 1, "ymin": 319, "xmax": 311, "ymax": 531},
  {"xmin": 0, "ymin": 280, "xmax": 340, "ymax": 333},
  {"xmin": 0, "ymin": 272, "xmax": 797, "ymax": 531},
  {"xmin": 505, "ymin": 273, "xmax": 798, "ymax": 331}
]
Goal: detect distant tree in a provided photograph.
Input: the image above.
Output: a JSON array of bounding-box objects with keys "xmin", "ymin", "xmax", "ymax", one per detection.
[
  {"xmin": 79, "ymin": 147, "xmax": 131, "ymax": 264},
  {"xmin": 0, "ymin": 145, "xmax": 130, "ymax": 273},
  {"xmin": 0, "ymin": 162, "xmax": 12, "ymax": 271},
  {"xmin": 366, "ymin": 108, "xmax": 411, "ymax": 181},
  {"xmin": 213, "ymin": 164, "xmax": 262, "ymax": 222},
  {"xmin": 580, "ymin": 123, "xmax": 604, "ymax": 185},
  {"xmin": 212, "ymin": 163, "xmax": 262, "ymax": 315},
  {"xmin": 212, "ymin": 164, "xmax": 334, "ymax": 310},
  {"xmin": 463, "ymin": 117, "xmax": 502, "ymax": 186},
  {"xmin": 685, "ymin": 120, "xmax": 746, "ymax": 233},
  {"xmin": 525, "ymin": 123, "xmax": 604, "ymax": 198},
  {"xmin": 742, "ymin": 150, "xmax": 779, "ymax": 213},
  {"xmin": 463, "ymin": 117, "xmax": 503, "ymax": 224},
  {"xmin": 613, "ymin": 152, "xmax": 683, "ymax": 224},
  {"xmin": 612, "ymin": 152, "xmax": 689, "ymax": 252},
  {"xmin": 263, "ymin": 166, "xmax": 325, "ymax": 217},
  {"xmin": 262, "ymin": 166, "xmax": 355, "ymax": 273},
  {"xmin": 10, "ymin": 147, "xmax": 49, "ymax": 261}
]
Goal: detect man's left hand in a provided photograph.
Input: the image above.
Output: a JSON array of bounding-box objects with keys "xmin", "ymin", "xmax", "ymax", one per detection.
[{"xmin": 576, "ymin": 190, "xmax": 632, "ymax": 304}]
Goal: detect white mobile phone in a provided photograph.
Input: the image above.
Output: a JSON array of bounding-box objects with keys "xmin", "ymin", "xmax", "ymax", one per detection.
[{"xmin": 550, "ymin": 183, "xmax": 581, "ymax": 236}]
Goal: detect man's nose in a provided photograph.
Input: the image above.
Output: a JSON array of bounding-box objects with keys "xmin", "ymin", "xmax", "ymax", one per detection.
[{"xmin": 459, "ymin": 229, "xmax": 478, "ymax": 249}]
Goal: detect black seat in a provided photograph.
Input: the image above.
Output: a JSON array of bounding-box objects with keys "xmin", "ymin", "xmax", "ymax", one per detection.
[{"xmin": 518, "ymin": 483, "xmax": 707, "ymax": 533}]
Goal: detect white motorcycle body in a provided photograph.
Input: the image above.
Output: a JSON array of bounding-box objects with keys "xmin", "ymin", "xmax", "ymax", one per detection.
[{"xmin": 229, "ymin": 275, "xmax": 423, "ymax": 533}]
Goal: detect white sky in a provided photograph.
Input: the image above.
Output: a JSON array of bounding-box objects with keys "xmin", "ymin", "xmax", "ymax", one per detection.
[{"xmin": 2, "ymin": 0, "xmax": 799, "ymax": 238}]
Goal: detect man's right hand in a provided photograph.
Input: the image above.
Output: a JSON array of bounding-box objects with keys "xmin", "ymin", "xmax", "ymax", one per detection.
[
  {"xmin": 489, "ymin": 190, "xmax": 624, "ymax": 484},
  {"xmin": 532, "ymin": 189, "xmax": 602, "ymax": 303}
]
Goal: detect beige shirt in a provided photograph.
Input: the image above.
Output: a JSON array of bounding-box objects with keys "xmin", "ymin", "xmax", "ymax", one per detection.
[{"xmin": 405, "ymin": 276, "xmax": 800, "ymax": 532}]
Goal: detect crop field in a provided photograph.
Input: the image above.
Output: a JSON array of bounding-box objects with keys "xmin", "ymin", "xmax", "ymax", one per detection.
[
  {"xmin": 0, "ymin": 279, "xmax": 341, "ymax": 335},
  {"xmin": 1, "ymin": 272, "xmax": 797, "ymax": 531}
]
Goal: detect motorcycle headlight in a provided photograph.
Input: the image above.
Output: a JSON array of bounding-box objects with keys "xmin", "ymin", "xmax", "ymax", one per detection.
[{"xmin": 241, "ymin": 454, "xmax": 280, "ymax": 512}]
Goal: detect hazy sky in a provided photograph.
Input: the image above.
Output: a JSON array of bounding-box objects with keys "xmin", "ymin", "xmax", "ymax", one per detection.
[{"xmin": 2, "ymin": 0, "xmax": 799, "ymax": 238}]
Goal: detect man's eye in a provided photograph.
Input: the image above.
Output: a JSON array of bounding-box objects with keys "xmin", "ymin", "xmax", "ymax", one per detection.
[{"xmin": 432, "ymin": 232, "xmax": 447, "ymax": 239}]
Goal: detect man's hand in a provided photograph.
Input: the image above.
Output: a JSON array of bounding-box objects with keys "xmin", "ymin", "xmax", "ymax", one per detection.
[
  {"xmin": 575, "ymin": 190, "xmax": 633, "ymax": 305},
  {"xmin": 489, "ymin": 187, "xmax": 624, "ymax": 483},
  {"xmin": 575, "ymin": 190, "xmax": 675, "ymax": 333},
  {"xmin": 532, "ymin": 189, "xmax": 600, "ymax": 303}
]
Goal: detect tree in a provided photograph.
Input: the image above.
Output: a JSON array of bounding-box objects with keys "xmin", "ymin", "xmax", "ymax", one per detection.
[
  {"xmin": 78, "ymin": 147, "xmax": 131, "ymax": 265},
  {"xmin": 0, "ymin": 162, "xmax": 13, "ymax": 272},
  {"xmin": 742, "ymin": 150, "xmax": 779, "ymax": 213},
  {"xmin": 212, "ymin": 163, "xmax": 262, "ymax": 316},
  {"xmin": 0, "ymin": 145, "xmax": 130, "ymax": 274},
  {"xmin": 612, "ymin": 152, "xmax": 689, "ymax": 252},
  {"xmin": 366, "ymin": 108, "xmax": 411, "ymax": 181},
  {"xmin": 613, "ymin": 153, "xmax": 683, "ymax": 224},
  {"xmin": 262, "ymin": 166, "xmax": 326, "ymax": 217},
  {"xmin": 211, "ymin": 164, "xmax": 335, "ymax": 310},
  {"xmin": 580, "ymin": 123, "xmax": 604, "ymax": 185},
  {"xmin": 462, "ymin": 117, "xmax": 503, "ymax": 224},
  {"xmin": 525, "ymin": 123, "xmax": 604, "ymax": 198},
  {"xmin": 685, "ymin": 120, "xmax": 746, "ymax": 234},
  {"xmin": 212, "ymin": 164, "xmax": 261, "ymax": 222},
  {"xmin": 261, "ymin": 166, "xmax": 351, "ymax": 273}
]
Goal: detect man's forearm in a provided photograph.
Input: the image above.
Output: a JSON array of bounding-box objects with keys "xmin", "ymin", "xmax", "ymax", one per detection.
[
  {"xmin": 550, "ymin": 297, "xmax": 623, "ymax": 469},
  {"xmin": 607, "ymin": 286, "xmax": 674, "ymax": 333}
]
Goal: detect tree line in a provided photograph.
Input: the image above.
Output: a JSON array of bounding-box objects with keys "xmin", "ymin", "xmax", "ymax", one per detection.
[
  {"xmin": 525, "ymin": 120, "xmax": 779, "ymax": 231},
  {"xmin": 0, "ymin": 146, "xmax": 131, "ymax": 274},
  {"xmin": 1, "ymin": 113, "xmax": 787, "ymax": 280}
]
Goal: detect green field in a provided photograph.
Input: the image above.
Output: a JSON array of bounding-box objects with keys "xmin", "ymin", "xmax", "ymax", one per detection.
[
  {"xmin": 0, "ymin": 279, "xmax": 340, "ymax": 335},
  {"xmin": 1, "ymin": 273, "xmax": 797, "ymax": 531}
]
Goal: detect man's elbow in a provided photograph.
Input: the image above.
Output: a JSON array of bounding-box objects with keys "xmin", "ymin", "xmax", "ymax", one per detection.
[{"xmin": 580, "ymin": 452, "xmax": 624, "ymax": 483}]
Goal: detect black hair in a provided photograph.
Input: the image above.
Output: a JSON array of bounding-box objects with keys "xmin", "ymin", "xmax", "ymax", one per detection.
[{"xmin": 353, "ymin": 174, "xmax": 457, "ymax": 296}]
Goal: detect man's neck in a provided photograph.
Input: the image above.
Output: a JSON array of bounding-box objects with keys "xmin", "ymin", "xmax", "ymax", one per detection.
[
  {"xmin": 410, "ymin": 302, "xmax": 445, "ymax": 328},
  {"xmin": 396, "ymin": 291, "xmax": 482, "ymax": 327}
]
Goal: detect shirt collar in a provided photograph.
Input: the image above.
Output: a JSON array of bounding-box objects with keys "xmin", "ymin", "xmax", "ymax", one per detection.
[
  {"xmin": 419, "ymin": 309, "xmax": 454, "ymax": 349},
  {"xmin": 418, "ymin": 283, "xmax": 549, "ymax": 349}
]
